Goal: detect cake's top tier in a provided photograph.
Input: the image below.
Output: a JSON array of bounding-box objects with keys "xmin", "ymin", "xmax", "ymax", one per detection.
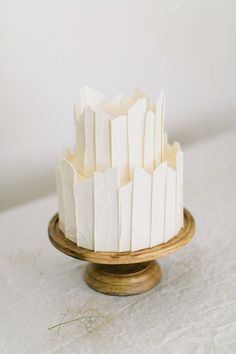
[{"xmin": 70, "ymin": 86, "xmax": 180, "ymax": 182}]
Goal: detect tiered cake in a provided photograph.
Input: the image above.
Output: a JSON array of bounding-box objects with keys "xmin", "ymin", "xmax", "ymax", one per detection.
[{"xmin": 56, "ymin": 87, "xmax": 183, "ymax": 252}]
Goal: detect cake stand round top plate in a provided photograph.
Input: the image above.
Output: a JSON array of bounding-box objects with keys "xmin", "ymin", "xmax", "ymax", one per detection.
[{"xmin": 48, "ymin": 208, "xmax": 195, "ymax": 265}]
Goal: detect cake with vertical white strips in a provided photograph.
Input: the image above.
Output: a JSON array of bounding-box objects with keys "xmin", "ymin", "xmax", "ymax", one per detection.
[{"xmin": 56, "ymin": 87, "xmax": 183, "ymax": 252}]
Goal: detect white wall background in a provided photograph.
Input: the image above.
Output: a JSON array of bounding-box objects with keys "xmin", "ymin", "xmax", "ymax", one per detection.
[{"xmin": 0, "ymin": 0, "xmax": 235, "ymax": 210}]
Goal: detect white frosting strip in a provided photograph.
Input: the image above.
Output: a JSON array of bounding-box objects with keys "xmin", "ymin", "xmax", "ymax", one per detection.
[
  {"xmin": 59, "ymin": 158, "xmax": 77, "ymax": 243},
  {"xmin": 154, "ymin": 92, "xmax": 165, "ymax": 168},
  {"xmin": 128, "ymin": 98, "xmax": 146, "ymax": 178},
  {"xmin": 111, "ymin": 115, "xmax": 129, "ymax": 181},
  {"xmin": 131, "ymin": 168, "xmax": 152, "ymax": 251},
  {"xmin": 55, "ymin": 166, "xmax": 66, "ymax": 234},
  {"xmin": 165, "ymin": 167, "xmax": 176, "ymax": 242},
  {"xmin": 95, "ymin": 109, "xmax": 111, "ymax": 172},
  {"xmin": 118, "ymin": 182, "xmax": 132, "ymax": 252},
  {"xmin": 75, "ymin": 107, "xmax": 97, "ymax": 176},
  {"xmin": 144, "ymin": 110, "xmax": 155, "ymax": 173},
  {"xmin": 74, "ymin": 175, "xmax": 94, "ymax": 250},
  {"xmin": 94, "ymin": 168, "xmax": 119, "ymax": 251},
  {"xmin": 84, "ymin": 107, "xmax": 96, "ymax": 176},
  {"xmin": 176, "ymin": 150, "xmax": 184, "ymax": 231},
  {"xmin": 75, "ymin": 110, "xmax": 85, "ymax": 174},
  {"xmin": 150, "ymin": 162, "xmax": 167, "ymax": 247}
]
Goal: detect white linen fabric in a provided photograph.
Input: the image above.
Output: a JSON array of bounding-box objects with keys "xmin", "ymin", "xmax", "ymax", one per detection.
[{"xmin": 0, "ymin": 130, "xmax": 236, "ymax": 353}]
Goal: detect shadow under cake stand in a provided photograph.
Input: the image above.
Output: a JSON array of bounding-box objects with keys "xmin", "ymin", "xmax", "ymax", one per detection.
[{"xmin": 48, "ymin": 208, "xmax": 195, "ymax": 296}]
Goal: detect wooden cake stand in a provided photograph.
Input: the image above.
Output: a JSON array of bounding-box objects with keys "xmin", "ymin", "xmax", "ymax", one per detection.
[{"xmin": 48, "ymin": 208, "xmax": 195, "ymax": 296}]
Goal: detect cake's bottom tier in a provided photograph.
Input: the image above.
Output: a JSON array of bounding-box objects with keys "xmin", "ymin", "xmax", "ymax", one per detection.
[
  {"xmin": 48, "ymin": 208, "xmax": 194, "ymax": 262},
  {"xmin": 57, "ymin": 164, "xmax": 183, "ymax": 252}
]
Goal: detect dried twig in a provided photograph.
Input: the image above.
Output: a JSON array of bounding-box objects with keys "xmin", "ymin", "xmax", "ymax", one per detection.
[{"xmin": 48, "ymin": 314, "xmax": 104, "ymax": 331}]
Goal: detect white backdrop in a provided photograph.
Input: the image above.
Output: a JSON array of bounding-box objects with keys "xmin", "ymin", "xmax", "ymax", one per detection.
[{"xmin": 0, "ymin": 0, "xmax": 235, "ymax": 210}]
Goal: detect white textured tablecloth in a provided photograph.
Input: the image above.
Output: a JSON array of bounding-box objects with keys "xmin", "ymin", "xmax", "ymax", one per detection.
[{"xmin": 1, "ymin": 130, "xmax": 236, "ymax": 354}]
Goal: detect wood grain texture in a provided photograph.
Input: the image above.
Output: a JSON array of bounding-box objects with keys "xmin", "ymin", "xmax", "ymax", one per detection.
[
  {"xmin": 48, "ymin": 208, "xmax": 195, "ymax": 265},
  {"xmin": 84, "ymin": 261, "xmax": 161, "ymax": 296}
]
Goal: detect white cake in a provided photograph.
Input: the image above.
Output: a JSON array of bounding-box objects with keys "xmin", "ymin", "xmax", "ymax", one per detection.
[{"xmin": 56, "ymin": 87, "xmax": 183, "ymax": 252}]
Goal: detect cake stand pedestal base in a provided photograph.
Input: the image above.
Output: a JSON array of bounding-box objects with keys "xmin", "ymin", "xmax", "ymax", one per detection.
[
  {"xmin": 85, "ymin": 261, "xmax": 161, "ymax": 296},
  {"xmin": 48, "ymin": 208, "xmax": 195, "ymax": 296}
]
